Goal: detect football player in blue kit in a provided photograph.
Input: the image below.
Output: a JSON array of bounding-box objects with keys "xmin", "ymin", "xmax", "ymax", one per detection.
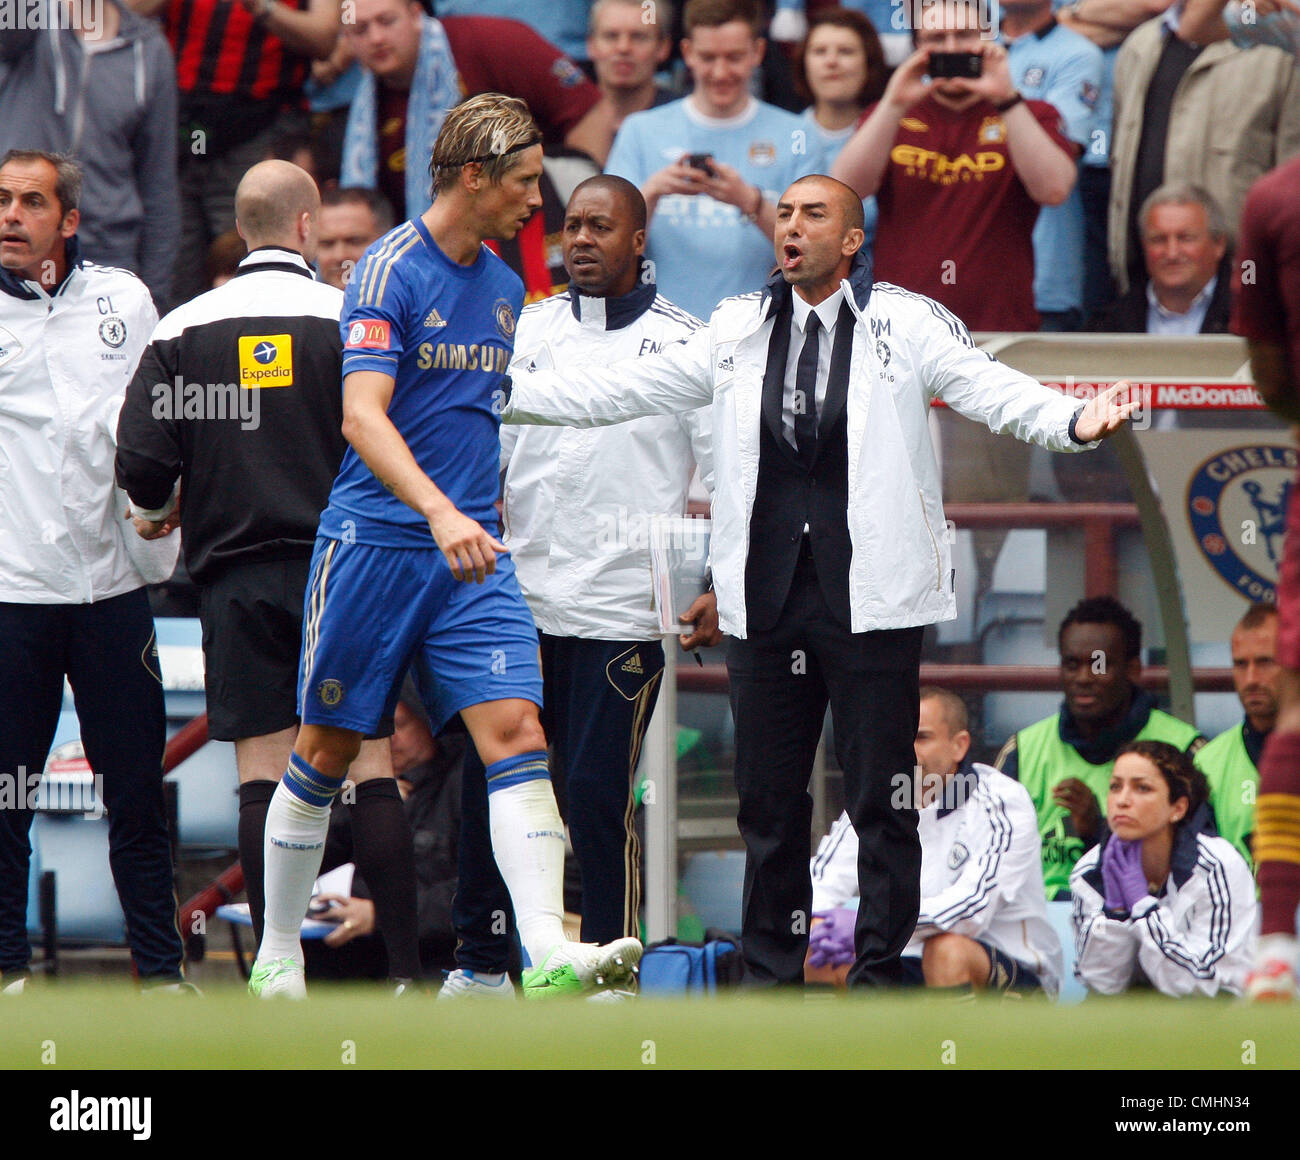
[{"xmin": 250, "ymin": 93, "xmax": 642, "ymax": 999}]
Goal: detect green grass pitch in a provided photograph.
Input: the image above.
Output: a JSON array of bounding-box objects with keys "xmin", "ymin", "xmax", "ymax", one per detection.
[{"xmin": 1, "ymin": 983, "xmax": 1296, "ymax": 1070}]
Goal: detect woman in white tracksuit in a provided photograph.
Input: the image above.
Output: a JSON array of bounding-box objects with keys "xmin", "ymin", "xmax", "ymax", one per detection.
[{"xmin": 1071, "ymin": 740, "xmax": 1256, "ymax": 997}]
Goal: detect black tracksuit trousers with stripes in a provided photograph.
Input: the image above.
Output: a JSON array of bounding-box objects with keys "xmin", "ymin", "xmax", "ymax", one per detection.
[
  {"xmin": 0, "ymin": 589, "xmax": 183, "ymax": 980},
  {"xmin": 454, "ymin": 634, "xmax": 664, "ymax": 967}
]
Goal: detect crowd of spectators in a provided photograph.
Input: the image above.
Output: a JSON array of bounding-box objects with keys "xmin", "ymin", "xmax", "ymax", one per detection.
[
  {"xmin": 6, "ymin": 0, "xmax": 1293, "ymax": 327},
  {"xmin": 2, "ymin": 0, "xmax": 1297, "ymax": 997}
]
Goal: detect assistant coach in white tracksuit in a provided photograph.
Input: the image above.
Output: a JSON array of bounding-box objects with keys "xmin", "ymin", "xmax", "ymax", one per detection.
[
  {"xmin": 505, "ymin": 174, "xmax": 1138, "ymax": 986},
  {"xmin": 0, "ymin": 150, "xmax": 184, "ymax": 990}
]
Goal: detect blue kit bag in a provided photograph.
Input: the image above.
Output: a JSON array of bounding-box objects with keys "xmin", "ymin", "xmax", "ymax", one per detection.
[{"xmin": 638, "ymin": 935, "xmax": 745, "ymax": 996}]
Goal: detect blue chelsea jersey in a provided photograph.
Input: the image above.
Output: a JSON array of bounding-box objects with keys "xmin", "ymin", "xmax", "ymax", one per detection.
[{"xmin": 321, "ymin": 216, "xmax": 523, "ymax": 548}]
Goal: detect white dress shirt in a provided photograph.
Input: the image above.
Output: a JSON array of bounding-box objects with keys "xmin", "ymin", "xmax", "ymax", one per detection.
[
  {"xmin": 1146, "ymin": 275, "xmax": 1217, "ymax": 335},
  {"xmin": 781, "ymin": 287, "xmax": 845, "ymax": 449}
]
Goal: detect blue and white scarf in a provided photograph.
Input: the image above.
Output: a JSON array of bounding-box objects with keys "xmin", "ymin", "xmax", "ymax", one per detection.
[{"xmin": 341, "ymin": 15, "xmax": 462, "ymax": 216}]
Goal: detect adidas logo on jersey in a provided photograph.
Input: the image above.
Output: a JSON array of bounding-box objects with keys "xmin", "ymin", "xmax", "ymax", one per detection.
[
  {"xmin": 423, "ymin": 309, "xmax": 447, "ymax": 328},
  {"xmin": 621, "ymin": 654, "xmax": 644, "ymax": 674}
]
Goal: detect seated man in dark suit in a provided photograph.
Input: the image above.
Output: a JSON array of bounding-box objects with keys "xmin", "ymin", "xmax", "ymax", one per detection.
[{"xmin": 1090, "ymin": 182, "xmax": 1230, "ymax": 334}]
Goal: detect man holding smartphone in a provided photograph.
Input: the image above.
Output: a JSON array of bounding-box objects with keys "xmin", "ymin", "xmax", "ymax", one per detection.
[
  {"xmin": 832, "ymin": 0, "xmax": 1077, "ymax": 331},
  {"xmin": 606, "ymin": 0, "xmax": 825, "ymax": 321}
]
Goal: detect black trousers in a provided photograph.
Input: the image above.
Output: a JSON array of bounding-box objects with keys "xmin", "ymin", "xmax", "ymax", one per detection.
[
  {"xmin": 454, "ymin": 634, "xmax": 665, "ymax": 968},
  {"xmin": 728, "ymin": 552, "xmax": 923, "ymax": 986},
  {"xmin": 0, "ymin": 589, "xmax": 183, "ymax": 979}
]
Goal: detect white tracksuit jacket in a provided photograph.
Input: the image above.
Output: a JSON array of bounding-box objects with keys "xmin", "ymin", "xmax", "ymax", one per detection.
[
  {"xmin": 0, "ymin": 247, "xmax": 173, "ymax": 603},
  {"xmin": 505, "ymin": 256, "xmax": 1094, "ymax": 639},
  {"xmin": 811, "ymin": 761, "xmax": 1064, "ymax": 995},
  {"xmin": 502, "ymin": 279, "xmax": 713, "ymax": 639},
  {"xmin": 1070, "ymin": 821, "xmax": 1257, "ymax": 998}
]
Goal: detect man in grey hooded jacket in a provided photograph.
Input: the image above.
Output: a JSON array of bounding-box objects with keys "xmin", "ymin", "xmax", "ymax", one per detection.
[{"xmin": 0, "ymin": 0, "xmax": 179, "ymax": 310}]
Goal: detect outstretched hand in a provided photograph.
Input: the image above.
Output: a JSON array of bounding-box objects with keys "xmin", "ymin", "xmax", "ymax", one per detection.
[{"xmin": 1073, "ymin": 381, "xmax": 1142, "ymax": 442}]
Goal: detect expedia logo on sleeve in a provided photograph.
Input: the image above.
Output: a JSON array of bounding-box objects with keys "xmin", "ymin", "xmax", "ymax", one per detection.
[
  {"xmin": 1187, "ymin": 444, "xmax": 1297, "ymax": 603},
  {"xmin": 238, "ymin": 334, "xmax": 294, "ymax": 388}
]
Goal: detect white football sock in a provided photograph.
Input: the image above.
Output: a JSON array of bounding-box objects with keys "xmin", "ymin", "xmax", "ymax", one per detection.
[
  {"xmin": 488, "ymin": 778, "xmax": 568, "ymax": 965},
  {"xmin": 258, "ymin": 776, "xmax": 333, "ymax": 963}
]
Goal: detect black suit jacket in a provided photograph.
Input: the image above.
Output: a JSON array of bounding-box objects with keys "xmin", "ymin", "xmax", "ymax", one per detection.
[
  {"xmin": 1088, "ymin": 258, "xmax": 1232, "ymax": 334},
  {"xmin": 744, "ymin": 292, "xmax": 855, "ymax": 633}
]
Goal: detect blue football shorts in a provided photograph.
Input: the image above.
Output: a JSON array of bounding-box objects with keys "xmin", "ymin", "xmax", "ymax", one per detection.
[{"xmin": 297, "ymin": 535, "xmax": 543, "ymax": 734}]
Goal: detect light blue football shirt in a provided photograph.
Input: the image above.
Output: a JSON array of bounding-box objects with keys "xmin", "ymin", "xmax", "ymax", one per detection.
[
  {"xmin": 433, "ymin": 0, "xmax": 590, "ymax": 60},
  {"xmin": 799, "ymin": 107, "xmax": 878, "ymax": 255},
  {"xmin": 608, "ymin": 97, "xmax": 827, "ymax": 320},
  {"xmin": 1006, "ymin": 18, "xmax": 1104, "ymax": 315}
]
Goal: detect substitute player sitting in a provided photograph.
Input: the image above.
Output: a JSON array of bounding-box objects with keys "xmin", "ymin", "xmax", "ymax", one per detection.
[
  {"xmin": 806, "ymin": 687, "xmax": 1062, "ymax": 996},
  {"xmin": 250, "ymin": 93, "xmax": 641, "ymax": 999}
]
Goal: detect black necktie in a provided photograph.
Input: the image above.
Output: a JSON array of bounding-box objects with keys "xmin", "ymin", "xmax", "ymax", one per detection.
[{"xmin": 795, "ymin": 313, "xmax": 820, "ymax": 466}]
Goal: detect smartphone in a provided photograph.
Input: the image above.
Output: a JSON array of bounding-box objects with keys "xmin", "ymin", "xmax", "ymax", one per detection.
[
  {"xmin": 928, "ymin": 51, "xmax": 983, "ymax": 79},
  {"xmin": 685, "ymin": 152, "xmax": 716, "ymax": 176}
]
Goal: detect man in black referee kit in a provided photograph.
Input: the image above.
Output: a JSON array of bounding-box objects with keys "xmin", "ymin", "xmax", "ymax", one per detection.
[{"xmin": 116, "ymin": 160, "xmax": 418, "ymax": 985}]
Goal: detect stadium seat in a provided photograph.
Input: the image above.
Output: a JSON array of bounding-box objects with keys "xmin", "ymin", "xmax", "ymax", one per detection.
[
  {"xmin": 155, "ymin": 617, "xmax": 238, "ymax": 852},
  {"xmin": 25, "ymin": 812, "xmax": 129, "ymax": 954},
  {"xmin": 154, "ymin": 616, "xmax": 207, "ymax": 723},
  {"xmin": 166, "ymin": 741, "xmax": 238, "ymax": 853},
  {"xmin": 679, "ymin": 850, "xmax": 745, "ymax": 935},
  {"xmin": 1189, "ymin": 640, "xmax": 1241, "ymax": 741},
  {"xmin": 975, "ymin": 528, "xmax": 1048, "ymax": 637}
]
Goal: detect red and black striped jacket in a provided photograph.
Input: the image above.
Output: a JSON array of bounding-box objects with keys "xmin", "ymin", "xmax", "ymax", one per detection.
[{"xmin": 166, "ymin": 0, "xmax": 311, "ymax": 146}]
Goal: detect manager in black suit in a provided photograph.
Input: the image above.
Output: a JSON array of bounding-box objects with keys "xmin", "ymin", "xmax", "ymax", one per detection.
[{"xmin": 504, "ymin": 175, "xmax": 1138, "ymax": 985}]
